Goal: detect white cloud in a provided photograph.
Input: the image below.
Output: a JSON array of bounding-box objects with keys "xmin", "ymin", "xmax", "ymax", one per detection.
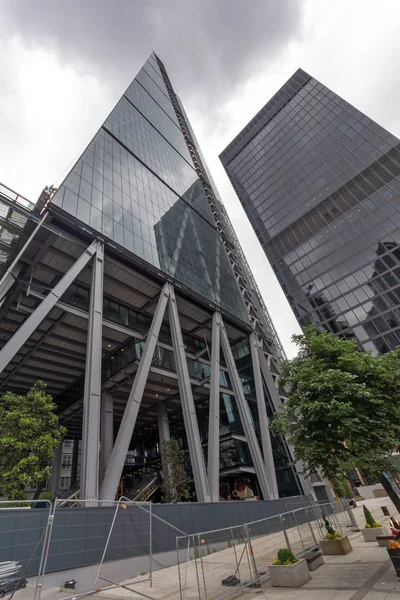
[{"xmin": 1, "ymin": 0, "xmax": 400, "ymax": 357}]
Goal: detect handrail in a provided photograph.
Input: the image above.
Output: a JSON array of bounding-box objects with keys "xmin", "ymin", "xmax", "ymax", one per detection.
[{"xmin": 0, "ymin": 182, "xmax": 36, "ymax": 212}]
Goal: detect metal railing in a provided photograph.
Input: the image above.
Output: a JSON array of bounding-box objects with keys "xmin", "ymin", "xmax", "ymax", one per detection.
[
  {"xmin": 0, "ymin": 182, "xmax": 36, "ymax": 212},
  {"xmin": 175, "ymin": 499, "xmax": 356, "ymax": 600}
]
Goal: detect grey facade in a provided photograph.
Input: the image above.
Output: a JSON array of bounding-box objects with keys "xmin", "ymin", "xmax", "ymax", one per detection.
[
  {"xmin": 221, "ymin": 68, "xmax": 400, "ymax": 354},
  {"xmin": 0, "ymin": 56, "xmax": 317, "ymax": 505}
]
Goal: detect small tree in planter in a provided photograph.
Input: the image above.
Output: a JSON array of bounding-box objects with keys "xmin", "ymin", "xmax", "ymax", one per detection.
[
  {"xmin": 387, "ymin": 540, "xmax": 400, "ymax": 577},
  {"xmin": 319, "ymin": 517, "xmax": 352, "ymax": 555},
  {"xmin": 269, "ymin": 548, "xmax": 311, "ymax": 587},
  {"xmin": 361, "ymin": 505, "xmax": 387, "ymax": 542}
]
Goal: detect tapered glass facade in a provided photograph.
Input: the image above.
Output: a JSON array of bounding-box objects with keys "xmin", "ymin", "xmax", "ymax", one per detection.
[
  {"xmin": 221, "ymin": 68, "xmax": 400, "ymax": 353},
  {"xmin": 51, "ymin": 54, "xmax": 247, "ymax": 323}
]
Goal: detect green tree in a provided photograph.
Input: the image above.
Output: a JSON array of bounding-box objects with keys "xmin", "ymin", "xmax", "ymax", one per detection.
[
  {"xmin": 0, "ymin": 381, "xmax": 66, "ymax": 500},
  {"xmin": 272, "ymin": 326, "xmax": 400, "ymax": 510},
  {"xmin": 331, "ymin": 474, "xmax": 353, "ymax": 498},
  {"xmin": 161, "ymin": 438, "xmax": 191, "ymax": 503}
]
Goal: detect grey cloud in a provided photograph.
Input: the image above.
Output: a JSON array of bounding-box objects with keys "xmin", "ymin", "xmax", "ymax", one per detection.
[{"xmin": 1, "ymin": 0, "xmax": 305, "ymax": 108}]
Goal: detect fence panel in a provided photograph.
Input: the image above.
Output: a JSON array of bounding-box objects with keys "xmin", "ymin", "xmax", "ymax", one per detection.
[{"xmin": 0, "ymin": 500, "xmax": 52, "ymax": 600}]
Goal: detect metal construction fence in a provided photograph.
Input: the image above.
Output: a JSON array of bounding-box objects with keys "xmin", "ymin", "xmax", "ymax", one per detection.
[
  {"xmin": 175, "ymin": 500, "xmax": 358, "ymax": 600},
  {"xmin": 0, "ymin": 497, "xmax": 358, "ymax": 600},
  {"xmin": 0, "ymin": 499, "xmax": 53, "ymax": 600}
]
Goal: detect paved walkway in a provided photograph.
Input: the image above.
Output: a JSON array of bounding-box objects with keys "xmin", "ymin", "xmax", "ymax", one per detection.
[{"xmin": 94, "ymin": 497, "xmax": 400, "ymax": 600}]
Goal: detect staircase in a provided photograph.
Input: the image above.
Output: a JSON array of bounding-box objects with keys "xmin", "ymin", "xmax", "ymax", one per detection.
[
  {"xmin": 124, "ymin": 472, "xmax": 159, "ymax": 501},
  {"xmin": 56, "ymin": 485, "xmax": 80, "ymax": 507}
]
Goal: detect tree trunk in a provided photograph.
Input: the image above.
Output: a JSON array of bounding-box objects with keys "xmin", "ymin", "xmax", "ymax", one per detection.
[
  {"xmin": 379, "ymin": 473, "xmax": 400, "ymax": 514},
  {"xmin": 32, "ymin": 480, "xmax": 45, "ymax": 500}
]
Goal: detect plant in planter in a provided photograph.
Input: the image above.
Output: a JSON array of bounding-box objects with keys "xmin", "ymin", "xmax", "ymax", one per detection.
[
  {"xmin": 268, "ymin": 548, "xmax": 311, "ymax": 587},
  {"xmin": 361, "ymin": 505, "xmax": 387, "ymax": 542},
  {"xmin": 272, "ymin": 548, "xmax": 299, "ymax": 565},
  {"xmin": 387, "ymin": 540, "xmax": 400, "ymax": 577},
  {"xmin": 319, "ymin": 517, "xmax": 352, "ymax": 555}
]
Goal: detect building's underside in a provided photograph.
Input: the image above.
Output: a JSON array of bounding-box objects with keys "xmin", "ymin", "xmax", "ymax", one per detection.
[{"xmin": 0, "ymin": 183, "xmax": 319, "ymax": 503}]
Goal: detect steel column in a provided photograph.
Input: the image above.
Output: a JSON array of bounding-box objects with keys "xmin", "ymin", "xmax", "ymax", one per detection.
[
  {"xmin": 80, "ymin": 242, "xmax": 104, "ymax": 503},
  {"xmin": 250, "ymin": 333, "xmax": 279, "ymax": 499},
  {"xmin": 257, "ymin": 345, "xmax": 282, "ymax": 413},
  {"xmin": 157, "ymin": 403, "xmax": 171, "ymax": 480},
  {"xmin": 0, "ymin": 212, "xmax": 49, "ymax": 306},
  {"xmin": 257, "ymin": 345, "xmax": 314, "ymax": 497},
  {"xmin": 49, "ymin": 442, "xmax": 62, "ymax": 499},
  {"xmin": 219, "ymin": 317, "xmax": 273, "ymax": 500},
  {"xmin": 207, "ymin": 311, "xmax": 221, "ymax": 502},
  {"xmin": 100, "ymin": 391, "xmax": 114, "ymax": 483},
  {"xmin": 0, "ymin": 239, "xmax": 99, "ymax": 375},
  {"xmin": 168, "ymin": 285, "xmax": 211, "ymax": 503},
  {"xmin": 99, "ymin": 283, "xmax": 171, "ymax": 502}
]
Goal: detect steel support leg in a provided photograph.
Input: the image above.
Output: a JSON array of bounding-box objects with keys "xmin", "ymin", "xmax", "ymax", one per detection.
[
  {"xmin": 257, "ymin": 345, "xmax": 282, "ymax": 413},
  {"xmin": 99, "ymin": 283, "xmax": 171, "ymax": 502},
  {"xmin": 158, "ymin": 403, "xmax": 171, "ymax": 480},
  {"xmin": 250, "ymin": 333, "xmax": 279, "ymax": 498},
  {"xmin": 80, "ymin": 242, "xmax": 104, "ymax": 503},
  {"xmin": 257, "ymin": 345, "xmax": 314, "ymax": 497},
  {"xmin": 0, "ymin": 238, "xmax": 99, "ymax": 375},
  {"xmin": 49, "ymin": 442, "xmax": 62, "ymax": 499},
  {"xmin": 0, "ymin": 212, "xmax": 49, "ymax": 306},
  {"xmin": 207, "ymin": 312, "xmax": 221, "ymax": 502},
  {"xmin": 168, "ymin": 285, "xmax": 211, "ymax": 503},
  {"xmin": 100, "ymin": 391, "xmax": 114, "ymax": 484},
  {"xmin": 219, "ymin": 317, "xmax": 273, "ymax": 500}
]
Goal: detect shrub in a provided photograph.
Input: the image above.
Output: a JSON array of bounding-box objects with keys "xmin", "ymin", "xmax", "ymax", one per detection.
[
  {"xmin": 323, "ymin": 516, "xmax": 341, "ymax": 539},
  {"xmin": 363, "ymin": 505, "xmax": 382, "ymax": 529},
  {"xmin": 273, "ymin": 548, "xmax": 299, "ymax": 565}
]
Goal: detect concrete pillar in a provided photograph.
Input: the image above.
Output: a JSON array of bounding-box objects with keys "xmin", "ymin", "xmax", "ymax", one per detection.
[{"xmin": 100, "ymin": 392, "xmax": 114, "ymax": 482}]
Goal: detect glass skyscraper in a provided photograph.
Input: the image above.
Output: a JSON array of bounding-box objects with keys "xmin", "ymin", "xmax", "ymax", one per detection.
[
  {"xmin": 51, "ymin": 54, "xmax": 247, "ymax": 323},
  {"xmin": 221, "ymin": 68, "xmax": 400, "ymax": 354},
  {"xmin": 0, "ymin": 55, "xmax": 311, "ymax": 502}
]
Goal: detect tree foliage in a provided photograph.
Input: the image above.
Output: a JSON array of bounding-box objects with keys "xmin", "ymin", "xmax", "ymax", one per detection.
[
  {"xmin": 272, "ymin": 326, "xmax": 400, "ymax": 481},
  {"xmin": 0, "ymin": 381, "xmax": 66, "ymax": 500},
  {"xmin": 161, "ymin": 438, "xmax": 190, "ymax": 503}
]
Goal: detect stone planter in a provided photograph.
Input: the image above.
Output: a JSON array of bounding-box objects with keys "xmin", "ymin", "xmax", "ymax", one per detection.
[
  {"xmin": 319, "ymin": 535, "xmax": 352, "ymax": 555},
  {"xmin": 376, "ymin": 535, "xmax": 395, "ymax": 547},
  {"xmin": 387, "ymin": 547, "xmax": 400, "ymax": 577},
  {"xmin": 361, "ymin": 526, "xmax": 388, "ymax": 542},
  {"xmin": 269, "ymin": 559, "xmax": 311, "ymax": 587}
]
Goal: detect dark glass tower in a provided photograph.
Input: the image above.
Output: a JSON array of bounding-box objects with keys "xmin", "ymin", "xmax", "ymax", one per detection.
[
  {"xmin": 221, "ymin": 68, "xmax": 400, "ymax": 354},
  {"xmin": 51, "ymin": 55, "xmax": 248, "ymax": 323},
  {"xmin": 44, "ymin": 54, "xmax": 303, "ymax": 498}
]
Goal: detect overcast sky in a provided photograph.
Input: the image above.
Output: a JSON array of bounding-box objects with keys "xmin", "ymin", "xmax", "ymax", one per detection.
[{"xmin": 1, "ymin": 0, "xmax": 400, "ymax": 357}]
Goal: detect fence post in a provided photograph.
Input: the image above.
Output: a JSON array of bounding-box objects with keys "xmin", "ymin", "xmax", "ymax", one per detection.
[
  {"xmin": 33, "ymin": 500, "xmax": 53, "ymax": 600},
  {"xmin": 306, "ymin": 507, "xmax": 318, "ymax": 546},
  {"xmin": 230, "ymin": 527, "xmax": 240, "ymax": 579},
  {"xmin": 197, "ymin": 533, "xmax": 208, "ymax": 600},
  {"xmin": 35, "ymin": 501, "xmax": 56, "ymax": 600},
  {"xmin": 343, "ymin": 498, "xmax": 359, "ymax": 530},
  {"xmin": 176, "ymin": 536, "xmax": 183, "ymax": 600},
  {"xmin": 293, "ymin": 510, "xmax": 305, "ymax": 551},
  {"xmin": 279, "ymin": 514, "xmax": 291, "ymax": 550},
  {"xmin": 149, "ymin": 502, "xmax": 153, "ymax": 588},
  {"xmin": 245, "ymin": 523, "xmax": 259, "ymax": 586}
]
